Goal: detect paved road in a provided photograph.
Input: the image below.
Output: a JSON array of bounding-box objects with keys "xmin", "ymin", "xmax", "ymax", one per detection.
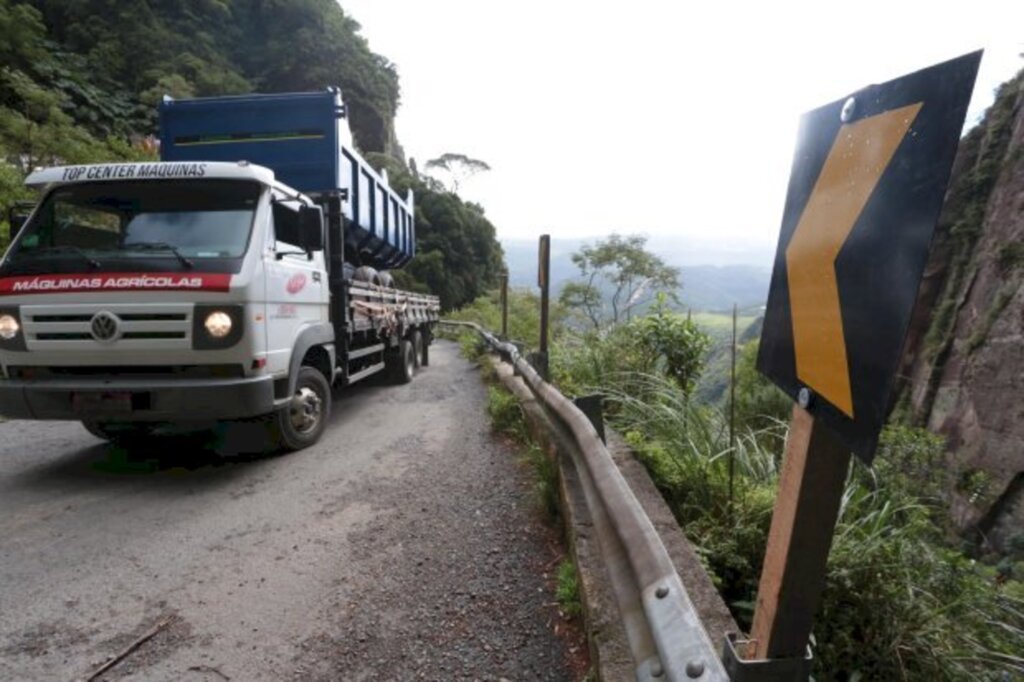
[{"xmin": 0, "ymin": 341, "xmax": 574, "ymax": 681}]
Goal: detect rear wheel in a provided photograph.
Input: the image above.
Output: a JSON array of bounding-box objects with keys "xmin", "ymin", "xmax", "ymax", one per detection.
[
  {"xmin": 387, "ymin": 338, "xmax": 415, "ymax": 384},
  {"xmin": 271, "ymin": 366, "xmax": 332, "ymax": 451},
  {"xmin": 421, "ymin": 333, "xmax": 430, "ymax": 367},
  {"xmin": 411, "ymin": 331, "xmax": 423, "ymax": 369}
]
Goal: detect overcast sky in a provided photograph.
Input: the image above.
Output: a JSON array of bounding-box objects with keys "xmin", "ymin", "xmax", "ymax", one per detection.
[{"xmin": 341, "ymin": 0, "xmax": 1022, "ymax": 262}]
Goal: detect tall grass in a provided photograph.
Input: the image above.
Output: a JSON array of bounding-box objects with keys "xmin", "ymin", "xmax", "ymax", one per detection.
[{"xmin": 599, "ymin": 371, "xmax": 1023, "ymax": 680}]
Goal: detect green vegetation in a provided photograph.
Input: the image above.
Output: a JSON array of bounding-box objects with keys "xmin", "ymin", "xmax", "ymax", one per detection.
[
  {"xmin": 691, "ymin": 310, "xmax": 761, "ymax": 405},
  {"xmin": 486, "ymin": 385, "xmax": 526, "ymax": 441},
  {"xmin": 559, "ymin": 233, "xmax": 680, "ymax": 329},
  {"xmin": 555, "ymin": 559, "xmax": 582, "ymax": 618},
  {"xmin": 442, "ymin": 286, "xmax": 561, "ymax": 345},
  {"xmin": 481, "ymin": 364, "xmax": 560, "ymax": 520},
  {"xmin": 966, "ymin": 283, "xmax": 1016, "ymax": 353},
  {"xmin": 423, "ymin": 152, "xmax": 491, "ymax": 193},
  {"xmin": 609, "ymin": 374, "xmax": 1023, "ymax": 680},
  {"xmin": 689, "ymin": 311, "xmax": 757, "ymax": 333},
  {"xmin": 454, "ymin": 231, "xmax": 1024, "ymax": 680},
  {"xmin": 365, "ymin": 154, "xmax": 504, "ymax": 310},
  {"xmin": 996, "ymin": 242, "xmax": 1024, "ymax": 272},
  {"xmin": 0, "ymin": 0, "xmax": 504, "ymax": 308}
]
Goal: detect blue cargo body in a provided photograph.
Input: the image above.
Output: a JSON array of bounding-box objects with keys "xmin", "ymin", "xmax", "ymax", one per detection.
[{"xmin": 159, "ymin": 89, "xmax": 414, "ymax": 269}]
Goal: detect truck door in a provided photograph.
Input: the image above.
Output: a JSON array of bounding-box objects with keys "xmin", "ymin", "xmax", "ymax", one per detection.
[{"xmin": 263, "ymin": 195, "xmax": 329, "ymax": 378}]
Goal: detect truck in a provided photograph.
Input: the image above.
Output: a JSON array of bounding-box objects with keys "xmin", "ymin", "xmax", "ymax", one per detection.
[{"xmin": 0, "ymin": 89, "xmax": 439, "ymax": 451}]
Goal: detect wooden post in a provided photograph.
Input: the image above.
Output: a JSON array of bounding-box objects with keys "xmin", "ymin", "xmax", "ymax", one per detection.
[
  {"xmin": 499, "ymin": 270, "xmax": 508, "ymax": 339},
  {"xmin": 749, "ymin": 404, "xmax": 851, "ymax": 660},
  {"xmin": 537, "ymin": 234, "xmax": 550, "ymax": 379}
]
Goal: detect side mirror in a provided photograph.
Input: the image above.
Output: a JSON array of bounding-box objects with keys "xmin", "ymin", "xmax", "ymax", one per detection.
[
  {"xmin": 298, "ymin": 205, "xmax": 324, "ymax": 253},
  {"xmin": 7, "ymin": 203, "xmax": 34, "ymax": 239}
]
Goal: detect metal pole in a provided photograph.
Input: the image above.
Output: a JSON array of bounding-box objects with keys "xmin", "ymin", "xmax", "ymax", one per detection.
[
  {"xmin": 499, "ymin": 270, "xmax": 508, "ymax": 340},
  {"xmin": 729, "ymin": 303, "xmax": 737, "ymax": 515},
  {"xmin": 538, "ymin": 234, "xmax": 550, "ymax": 380}
]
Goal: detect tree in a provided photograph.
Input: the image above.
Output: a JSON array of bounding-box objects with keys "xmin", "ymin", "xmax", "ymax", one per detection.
[
  {"xmin": 424, "ymin": 152, "xmax": 491, "ymax": 193},
  {"xmin": 364, "ymin": 153, "xmax": 504, "ymax": 311},
  {"xmin": 560, "ymin": 233, "xmax": 680, "ymax": 329},
  {"xmin": 628, "ymin": 294, "xmax": 710, "ymax": 392}
]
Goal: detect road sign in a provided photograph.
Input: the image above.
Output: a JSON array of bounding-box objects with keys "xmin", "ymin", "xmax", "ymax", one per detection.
[{"xmin": 757, "ymin": 51, "xmax": 981, "ymax": 463}]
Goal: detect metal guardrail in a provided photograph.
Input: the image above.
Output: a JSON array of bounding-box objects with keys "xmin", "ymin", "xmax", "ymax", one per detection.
[{"xmin": 441, "ymin": 320, "xmax": 728, "ymax": 682}]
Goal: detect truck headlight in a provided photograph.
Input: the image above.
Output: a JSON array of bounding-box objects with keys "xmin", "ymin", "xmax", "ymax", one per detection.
[
  {"xmin": 204, "ymin": 311, "xmax": 233, "ymax": 338},
  {"xmin": 0, "ymin": 314, "xmax": 20, "ymax": 340},
  {"xmin": 192, "ymin": 305, "xmax": 243, "ymax": 350}
]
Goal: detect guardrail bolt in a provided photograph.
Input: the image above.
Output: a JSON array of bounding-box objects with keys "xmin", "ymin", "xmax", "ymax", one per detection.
[
  {"xmin": 655, "ymin": 585, "xmax": 669, "ymax": 599},
  {"xmin": 650, "ymin": 662, "xmax": 664, "ymax": 678},
  {"xmin": 685, "ymin": 660, "xmax": 705, "ymax": 678}
]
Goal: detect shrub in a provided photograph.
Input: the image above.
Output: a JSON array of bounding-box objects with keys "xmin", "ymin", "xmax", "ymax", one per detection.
[
  {"xmin": 556, "ymin": 559, "xmax": 582, "ymax": 618},
  {"xmin": 447, "ymin": 287, "xmax": 566, "ymax": 349},
  {"xmin": 486, "ymin": 385, "xmax": 526, "ymax": 442}
]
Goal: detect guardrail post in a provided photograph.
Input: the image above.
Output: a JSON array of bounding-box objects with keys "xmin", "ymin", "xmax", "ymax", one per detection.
[
  {"xmin": 499, "ymin": 270, "xmax": 509, "ymax": 340},
  {"xmin": 572, "ymin": 394, "xmax": 605, "ymax": 444},
  {"xmin": 537, "ymin": 234, "xmax": 550, "ymax": 380}
]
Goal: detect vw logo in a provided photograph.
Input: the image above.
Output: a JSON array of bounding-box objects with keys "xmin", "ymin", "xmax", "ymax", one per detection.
[{"xmin": 90, "ymin": 311, "xmax": 120, "ymax": 342}]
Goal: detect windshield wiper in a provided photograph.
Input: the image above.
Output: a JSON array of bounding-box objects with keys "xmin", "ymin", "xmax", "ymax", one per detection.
[
  {"xmin": 25, "ymin": 245, "xmax": 102, "ymax": 269},
  {"xmin": 122, "ymin": 242, "xmax": 194, "ymax": 269}
]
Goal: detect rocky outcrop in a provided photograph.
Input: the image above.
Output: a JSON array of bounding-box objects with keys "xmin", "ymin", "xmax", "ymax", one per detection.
[{"xmin": 897, "ymin": 69, "xmax": 1024, "ymax": 552}]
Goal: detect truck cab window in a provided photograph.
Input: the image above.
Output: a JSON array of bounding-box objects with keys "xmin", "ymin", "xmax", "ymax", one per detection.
[
  {"xmin": 272, "ymin": 200, "xmax": 303, "ymax": 250},
  {"xmin": 20, "ymin": 202, "xmax": 123, "ymax": 252},
  {"xmin": 4, "ymin": 180, "xmax": 261, "ymax": 273}
]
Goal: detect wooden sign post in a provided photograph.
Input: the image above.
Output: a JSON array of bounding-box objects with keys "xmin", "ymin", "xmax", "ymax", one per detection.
[
  {"xmin": 749, "ymin": 404, "xmax": 850, "ymax": 659},
  {"xmin": 537, "ymin": 234, "xmax": 550, "ymax": 380}
]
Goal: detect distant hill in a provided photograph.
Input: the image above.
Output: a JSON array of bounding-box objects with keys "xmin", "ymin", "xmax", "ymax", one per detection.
[
  {"xmin": 675, "ymin": 265, "xmax": 771, "ymax": 312},
  {"xmin": 501, "ymin": 237, "xmax": 772, "ymax": 312}
]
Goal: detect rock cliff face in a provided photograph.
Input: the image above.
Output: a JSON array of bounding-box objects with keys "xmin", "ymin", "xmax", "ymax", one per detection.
[{"xmin": 897, "ymin": 69, "xmax": 1024, "ymax": 551}]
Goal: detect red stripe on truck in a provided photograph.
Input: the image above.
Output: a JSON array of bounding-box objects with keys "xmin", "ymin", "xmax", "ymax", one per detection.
[{"xmin": 0, "ymin": 272, "xmax": 232, "ymax": 295}]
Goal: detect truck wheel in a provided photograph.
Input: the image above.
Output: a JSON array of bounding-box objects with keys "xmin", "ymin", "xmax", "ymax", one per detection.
[
  {"xmin": 421, "ymin": 334, "xmax": 430, "ymax": 367},
  {"xmin": 273, "ymin": 366, "xmax": 332, "ymax": 451},
  {"xmin": 388, "ymin": 338, "xmax": 415, "ymax": 384},
  {"xmin": 81, "ymin": 420, "xmax": 153, "ymax": 445},
  {"xmin": 411, "ymin": 331, "xmax": 423, "ymax": 369}
]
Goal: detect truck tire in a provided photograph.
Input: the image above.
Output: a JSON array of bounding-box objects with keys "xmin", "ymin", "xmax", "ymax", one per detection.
[
  {"xmin": 81, "ymin": 420, "xmax": 153, "ymax": 445},
  {"xmin": 388, "ymin": 338, "xmax": 415, "ymax": 384},
  {"xmin": 421, "ymin": 333, "xmax": 430, "ymax": 367},
  {"xmin": 272, "ymin": 366, "xmax": 332, "ymax": 451},
  {"xmin": 411, "ymin": 331, "xmax": 423, "ymax": 369}
]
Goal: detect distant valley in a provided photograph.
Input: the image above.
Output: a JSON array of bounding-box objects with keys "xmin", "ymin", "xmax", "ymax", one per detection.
[{"xmin": 501, "ymin": 237, "xmax": 772, "ymax": 312}]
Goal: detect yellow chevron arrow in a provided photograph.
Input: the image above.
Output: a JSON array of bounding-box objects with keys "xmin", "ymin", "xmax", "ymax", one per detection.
[{"xmin": 786, "ymin": 102, "xmax": 922, "ymax": 417}]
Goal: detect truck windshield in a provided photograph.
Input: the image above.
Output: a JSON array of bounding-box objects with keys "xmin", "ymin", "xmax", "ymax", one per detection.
[{"xmin": 7, "ymin": 180, "xmax": 261, "ymax": 267}]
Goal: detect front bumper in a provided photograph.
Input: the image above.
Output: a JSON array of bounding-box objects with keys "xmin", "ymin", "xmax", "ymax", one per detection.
[{"xmin": 0, "ymin": 375, "xmax": 275, "ymax": 421}]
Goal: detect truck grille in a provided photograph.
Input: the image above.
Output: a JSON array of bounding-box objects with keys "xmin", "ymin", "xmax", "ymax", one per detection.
[{"xmin": 21, "ymin": 304, "xmax": 193, "ymax": 350}]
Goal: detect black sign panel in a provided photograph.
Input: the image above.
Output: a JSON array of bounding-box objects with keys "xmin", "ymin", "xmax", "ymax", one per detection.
[{"xmin": 757, "ymin": 51, "xmax": 981, "ymax": 463}]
